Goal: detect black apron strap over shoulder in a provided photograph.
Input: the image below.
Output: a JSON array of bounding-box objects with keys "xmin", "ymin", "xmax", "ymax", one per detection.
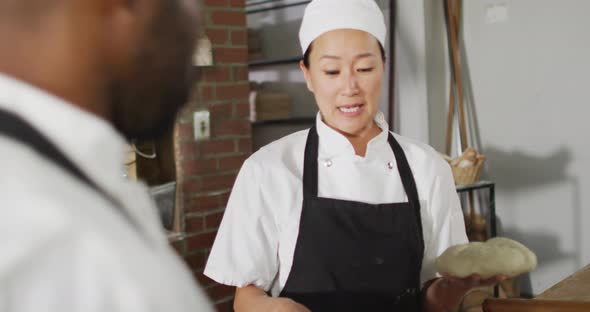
[
  {"xmin": 302, "ymin": 126, "xmax": 319, "ymax": 197},
  {"xmin": 387, "ymin": 133, "xmax": 424, "ymax": 240},
  {"xmin": 0, "ymin": 108, "xmax": 140, "ymax": 234}
]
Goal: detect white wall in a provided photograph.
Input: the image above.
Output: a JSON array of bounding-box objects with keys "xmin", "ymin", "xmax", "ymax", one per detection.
[
  {"xmin": 413, "ymin": 0, "xmax": 590, "ymax": 295},
  {"xmin": 394, "ymin": 0, "xmax": 430, "ymax": 142}
]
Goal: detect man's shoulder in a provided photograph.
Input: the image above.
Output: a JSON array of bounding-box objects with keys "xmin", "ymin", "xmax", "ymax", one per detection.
[
  {"xmin": 0, "ymin": 136, "xmax": 83, "ymax": 198},
  {"xmin": 0, "ymin": 137, "xmax": 81, "ymax": 275}
]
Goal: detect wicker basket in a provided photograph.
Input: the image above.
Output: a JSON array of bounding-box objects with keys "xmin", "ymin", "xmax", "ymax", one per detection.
[
  {"xmin": 451, "ymin": 155, "xmax": 486, "ymax": 185},
  {"xmin": 442, "ymin": 148, "xmax": 486, "ymax": 186}
]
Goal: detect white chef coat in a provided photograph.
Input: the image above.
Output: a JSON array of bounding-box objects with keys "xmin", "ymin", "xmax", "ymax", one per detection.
[
  {"xmin": 205, "ymin": 111, "xmax": 468, "ymax": 296},
  {"xmin": 0, "ymin": 74, "xmax": 213, "ymax": 312}
]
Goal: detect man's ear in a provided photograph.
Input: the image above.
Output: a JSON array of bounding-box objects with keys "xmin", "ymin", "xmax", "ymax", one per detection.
[{"xmin": 300, "ymin": 60, "xmax": 314, "ymax": 93}]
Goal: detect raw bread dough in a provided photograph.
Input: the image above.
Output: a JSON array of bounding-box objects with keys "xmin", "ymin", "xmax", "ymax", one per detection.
[{"xmin": 435, "ymin": 237, "xmax": 537, "ymax": 278}]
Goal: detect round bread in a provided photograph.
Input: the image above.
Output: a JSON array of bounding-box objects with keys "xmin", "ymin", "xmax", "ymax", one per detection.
[
  {"xmin": 435, "ymin": 237, "xmax": 537, "ymax": 278},
  {"xmin": 458, "ymin": 159, "xmax": 475, "ymax": 168}
]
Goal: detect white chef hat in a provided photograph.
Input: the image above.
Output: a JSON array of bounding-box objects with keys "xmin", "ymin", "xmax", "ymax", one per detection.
[{"xmin": 298, "ymin": 0, "xmax": 386, "ymax": 54}]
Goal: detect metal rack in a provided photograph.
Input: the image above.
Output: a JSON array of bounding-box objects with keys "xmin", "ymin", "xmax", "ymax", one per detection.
[
  {"xmin": 456, "ymin": 180, "xmax": 497, "ymax": 238},
  {"xmin": 251, "ymin": 117, "xmax": 315, "ymax": 126},
  {"xmin": 246, "ymin": 0, "xmax": 316, "ymax": 129},
  {"xmin": 457, "ymin": 180, "xmax": 499, "ymax": 298},
  {"xmin": 246, "ymin": 0, "xmax": 311, "ymax": 14},
  {"xmin": 249, "ymin": 56, "xmax": 301, "ymax": 68}
]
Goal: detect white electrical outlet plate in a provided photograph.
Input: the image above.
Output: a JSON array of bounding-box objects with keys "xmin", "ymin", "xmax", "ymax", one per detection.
[
  {"xmin": 486, "ymin": 3, "xmax": 509, "ymax": 24},
  {"xmin": 193, "ymin": 37, "xmax": 213, "ymax": 67},
  {"xmin": 193, "ymin": 110, "xmax": 210, "ymax": 141}
]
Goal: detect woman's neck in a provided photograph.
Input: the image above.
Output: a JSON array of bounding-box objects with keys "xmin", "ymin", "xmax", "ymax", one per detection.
[{"xmin": 336, "ymin": 121, "xmax": 382, "ymax": 157}]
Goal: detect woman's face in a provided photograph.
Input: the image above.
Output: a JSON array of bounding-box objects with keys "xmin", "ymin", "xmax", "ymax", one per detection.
[{"xmin": 301, "ymin": 29, "xmax": 385, "ymax": 137}]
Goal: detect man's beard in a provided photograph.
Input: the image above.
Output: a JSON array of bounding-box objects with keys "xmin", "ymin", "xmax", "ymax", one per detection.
[{"xmin": 110, "ymin": 1, "xmax": 199, "ymax": 141}]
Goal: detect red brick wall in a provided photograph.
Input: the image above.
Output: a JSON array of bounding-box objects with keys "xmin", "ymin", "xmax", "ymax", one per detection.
[{"xmin": 172, "ymin": 0, "xmax": 249, "ymax": 311}]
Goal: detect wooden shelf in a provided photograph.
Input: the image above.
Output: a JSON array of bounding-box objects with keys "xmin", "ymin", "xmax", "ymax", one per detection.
[
  {"xmin": 249, "ymin": 56, "xmax": 301, "ymax": 68},
  {"xmin": 251, "ymin": 117, "xmax": 315, "ymax": 126}
]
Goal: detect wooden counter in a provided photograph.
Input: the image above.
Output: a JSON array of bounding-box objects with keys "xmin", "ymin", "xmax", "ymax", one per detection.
[
  {"xmin": 483, "ymin": 264, "xmax": 590, "ymax": 311},
  {"xmin": 536, "ymin": 264, "xmax": 590, "ymax": 302}
]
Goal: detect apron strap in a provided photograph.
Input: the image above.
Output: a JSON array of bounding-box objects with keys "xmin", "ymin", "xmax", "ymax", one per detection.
[
  {"xmin": 387, "ymin": 134, "xmax": 422, "ymax": 219},
  {"xmin": 0, "ymin": 108, "xmax": 142, "ymax": 235},
  {"xmin": 302, "ymin": 126, "xmax": 319, "ymax": 197},
  {"xmin": 387, "ymin": 132, "xmax": 425, "ymax": 266}
]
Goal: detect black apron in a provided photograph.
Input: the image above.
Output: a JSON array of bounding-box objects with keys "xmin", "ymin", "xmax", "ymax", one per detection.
[
  {"xmin": 279, "ymin": 126, "xmax": 425, "ymax": 311},
  {"xmin": 0, "ymin": 109, "xmax": 140, "ymax": 233}
]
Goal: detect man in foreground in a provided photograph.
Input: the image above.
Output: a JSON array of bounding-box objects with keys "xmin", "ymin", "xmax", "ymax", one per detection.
[{"xmin": 0, "ymin": 0, "xmax": 212, "ymax": 310}]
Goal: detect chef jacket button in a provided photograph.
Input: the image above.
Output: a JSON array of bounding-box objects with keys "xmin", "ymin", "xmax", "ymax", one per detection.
[
  {"xmin": 387, "ymin": 161, "xmax": 394, "ymax": 170},
  {"xmin": 375, "ymin": 257, "xmax": 384, "ymax": 264},
  {"xmin": 324, "ymin": 159, "xmax": 333, "ymax": 167}
]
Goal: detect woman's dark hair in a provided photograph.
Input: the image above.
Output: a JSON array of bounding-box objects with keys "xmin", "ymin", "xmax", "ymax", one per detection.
[{"xmin": 302, "ymin": 41, "xmax": 386, "ymax": 68}]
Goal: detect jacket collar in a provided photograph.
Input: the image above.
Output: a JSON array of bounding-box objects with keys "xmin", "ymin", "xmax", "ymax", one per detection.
[{"xmin": 315, "ymin": 110, "xmax": 391, "ymax": 161}]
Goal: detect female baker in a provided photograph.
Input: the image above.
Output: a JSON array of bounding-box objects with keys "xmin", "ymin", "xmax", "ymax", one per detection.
[{"xmin": 204, "ymin": 0, "xmax": 503, "ymax": 311}]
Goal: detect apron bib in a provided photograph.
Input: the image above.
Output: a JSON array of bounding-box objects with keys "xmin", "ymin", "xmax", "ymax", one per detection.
[{"xmin": 279, "ymin": 126, "xmax": 425, "ymax": 311}]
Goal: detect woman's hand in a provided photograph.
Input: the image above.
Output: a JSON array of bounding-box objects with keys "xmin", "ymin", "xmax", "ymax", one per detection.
[
  {"xmin": 423, "ymin": 274, "xmax": 508, "ymax": 312},
  {"xmin": 234, "ymin": 285, "xmax": 310, "ymax": 312}
]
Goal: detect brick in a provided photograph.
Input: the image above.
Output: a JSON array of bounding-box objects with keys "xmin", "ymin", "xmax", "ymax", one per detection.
[
  {"xmin": 237, "ymin": 138, "xmax": 252, "ymax": 154},
  {"xmin": 216, "ymin": 84, "xmax": 249, "ymax": 101},
  {"xmin": 220, "ymin": 192, "xmax": 231, "ymax": 207},
  {"xmin": 230, "ymin": 29, "xmax": 247, "ymax": 45},
  {"xmin": 179, "ymin": 140, "xmax": 198, "ymax": 158},
  {"xmin": 211, "ymin": 10, "xmax": 246, "ymax": 27},
  {"xmin": 214, "ymin": 47, "xmax": 248, "ymax": 63},
  {"xmin": 229, "ymin": 0, "xmax": 245, "ymax": 8},
  {"xmin": 183, "ymin": 179, "xmax": 201, "ymax": 194},
  {"xmin": 217, "ymin": 154, "xmax": 247, "ymax": 172},
  {"xmin": 201, "ymin": 67, "xmax": 231, "ymax": 83},
  {"xmin": 205, "ymin": 28, "xmax": 228, "ymax": 45},
  {"xmin": 212, "ymin": 119, "xmax": 250, "ymax": 137},
  {"xmin": 233, "ymin": 66, "xmax": 249, "ymax": 82},
  {"xmin": 200, "ymin": 173, "xmax": 237, "ymax": 192},
  {"xmin": 186, "ymin": 232, "xmax": 217, "ymax": 251},
  {"xmin": 206, "ymin": 284, "xmax": 236, "ymax": 302},
  {"xmin": 178, "ymin": 123, "xmax": 194, "ymax": 139},
  {"xmin": 198, "ymin": 85, "xmax": 216, "ymax": 101},
  {"xmin": 201, "ymin": 139, "xmax": 235, "ymax": 155},
  {"xmin": 205, "ymin": 0, "xmax": 227, "ymax": 6},
  {"xmin": 184, "ymin": 252, "xmax": 207, "ymax": 271},
  {"xmin": 205, "ymin": 212, "xmax": 225, "ymax": 230},
  {"xmin": 182, "ymin": 158, "xmax": 218, "ymax": 175},
  {"xmin": 187, "ymin": 194, "xmax": 223, "ymax": 213},
  {"xmin": 234, "ymin": 101, "xmax": 250, "ymax": 118},
  {"xmin": 209, "ymin": 103, "xmax": 234, "ymax": 120},
  {"xmin": 185, "ymin": 216, "xmax": 205, "ymax": 233}
]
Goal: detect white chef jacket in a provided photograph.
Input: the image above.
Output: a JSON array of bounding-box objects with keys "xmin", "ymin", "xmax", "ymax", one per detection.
[
  {"xmin": 205, "ymin": 111, "xmax": 468, "ymax": 296},
  {"xmin": 0, "ymin": 74, "xmax": 213, "ymax": 312}
]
